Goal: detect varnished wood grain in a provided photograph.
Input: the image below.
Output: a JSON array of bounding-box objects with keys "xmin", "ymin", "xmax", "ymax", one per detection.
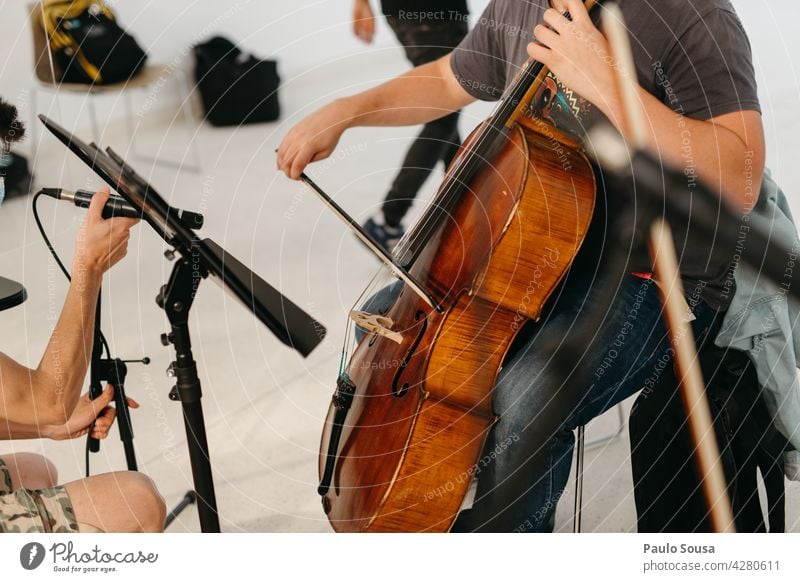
[
  {"xmin": 319, "ymin": 113, "xmax": 596, "ymax": 532},
  {"xmin": 475, "ymin": 122, "xmax": 595, "ymax": 319}
]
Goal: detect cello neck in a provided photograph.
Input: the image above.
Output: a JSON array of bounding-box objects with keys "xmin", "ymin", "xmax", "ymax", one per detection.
[
  {"xmin": 395, "ymin": 0, "xmax": 599, "ymax": 267},
  {"xmin": 494, "ymin": 0, "xmax": 600, "ymax": 130}
]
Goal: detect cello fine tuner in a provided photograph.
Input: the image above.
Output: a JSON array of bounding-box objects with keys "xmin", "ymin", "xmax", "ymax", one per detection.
[{"xmin": 349, "ymin": 310, "xmax": 404, "ymax": 345}]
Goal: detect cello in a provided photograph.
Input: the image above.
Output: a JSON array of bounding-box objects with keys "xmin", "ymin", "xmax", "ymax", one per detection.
[{"xmin": 315, "ymin": 0, "xmax": 599, "ymax": 532}]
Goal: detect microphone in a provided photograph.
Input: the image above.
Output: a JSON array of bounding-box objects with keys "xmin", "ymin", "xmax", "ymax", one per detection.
[
  {"xmin": 39, "ymin": 188, "xmax": 140, "ymax": 219},
  {"xmin": 39, "ymin": 187, "xmax": 205, "ymax": 229}
]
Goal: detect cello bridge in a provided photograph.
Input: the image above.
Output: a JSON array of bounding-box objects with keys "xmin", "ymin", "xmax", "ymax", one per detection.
[{"xmin": 349, "ymin": 310, "xmax": 404, "ymax": 344}]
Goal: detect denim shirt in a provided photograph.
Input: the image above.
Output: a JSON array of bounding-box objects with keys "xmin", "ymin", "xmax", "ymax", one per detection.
[{"xmin": 714, "ymin": 169, "xmax": 800, "ymax": 480}]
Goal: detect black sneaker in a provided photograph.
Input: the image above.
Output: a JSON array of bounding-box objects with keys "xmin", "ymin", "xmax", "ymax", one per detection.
[{"xmin": 362, "ymin": 217, "xmax": 405, "ymax": 253}]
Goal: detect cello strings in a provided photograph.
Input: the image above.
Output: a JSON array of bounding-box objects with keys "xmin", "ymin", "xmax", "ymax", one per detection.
[
  {"xmin": 350, "ymin": 1, "xmax": 595, "ymax": 330},
  {"xmin": 394, "ymin": 56, "xmax": 538, "ymax": 262},
  {"xmin": 394, "ymin": 94, "xmax": 510, "ymax": 256},
  {"xmin": 342, "ymin": 263, "xmax": 388, "ymax": 374},
  {"xmin": 397, "ymin": 56, "xmax": 540, "ymax": 257},
  {"xmin": 360, "ymin": 64, "xmax": 530, "ymax": 326},
  {"xmin": 394, "ymin": 0, "xmax": 595, "ymax": 260}
]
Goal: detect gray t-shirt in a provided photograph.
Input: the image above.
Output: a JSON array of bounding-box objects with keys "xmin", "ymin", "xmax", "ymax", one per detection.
[{"xmin": 450, "ymin": 0, "xmax": 761, "ymax": 310}]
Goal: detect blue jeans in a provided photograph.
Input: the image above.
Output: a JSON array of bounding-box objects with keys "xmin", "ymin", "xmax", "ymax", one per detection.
[{"xmin": 358, "ymin": 271, "xmax": 721, "ymax": 532}]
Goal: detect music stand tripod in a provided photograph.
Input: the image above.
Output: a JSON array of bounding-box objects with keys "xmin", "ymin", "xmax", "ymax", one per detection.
[
  {"xmin": 40, "ymin": 115, "xmax": 327, "ymax": 532},
  {"xmin": 88, "ymin": 276, "xmax": 199, "ymax": 526}
]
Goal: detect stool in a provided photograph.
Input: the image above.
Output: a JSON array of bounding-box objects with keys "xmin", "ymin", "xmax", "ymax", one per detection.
[{"xmin": 573, "ymin": 403, "xmax": 626, "ymax": 533}]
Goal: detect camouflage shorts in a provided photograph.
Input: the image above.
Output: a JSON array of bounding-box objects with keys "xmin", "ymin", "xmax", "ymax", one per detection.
[{"xmin": 0, "ymin": 458, "xmax": 79, "ymax": 533}]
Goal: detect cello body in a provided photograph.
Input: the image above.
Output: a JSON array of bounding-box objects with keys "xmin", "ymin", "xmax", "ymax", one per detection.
[{"xmin": 318, "ymin": 113, "xmax": 597, "ymax": 532}]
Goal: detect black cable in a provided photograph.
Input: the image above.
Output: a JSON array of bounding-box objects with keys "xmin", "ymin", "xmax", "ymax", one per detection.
[
  {"xmin": 33, "ymin": 191, "xmax": 112, "ymax": 358},
  {"xmin": 85, "ymin": 438, "xmax": 91, "ymax": 478},
  {"xmin": 33, "ymin": 190, "xmax": 112, "ymax": 478},
  {"xmin": 33, "ymin": 191, "xmax": 71, "ymax": 281}
]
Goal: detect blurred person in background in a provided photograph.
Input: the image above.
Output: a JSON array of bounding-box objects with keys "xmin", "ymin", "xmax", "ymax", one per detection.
[{"xmin": 352, "ymin": 0, "xmax": 470, "ymax": 251}]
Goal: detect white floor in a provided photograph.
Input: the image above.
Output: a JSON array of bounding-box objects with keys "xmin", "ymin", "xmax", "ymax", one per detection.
[{"xmin": 1, "ymin": 2, "xmax": 800, "ymax": 533}]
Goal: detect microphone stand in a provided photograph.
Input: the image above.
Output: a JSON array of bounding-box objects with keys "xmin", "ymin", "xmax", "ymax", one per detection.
[{"xmin": 88, "ymin": 289, "xmax": 149, "ymax": 471}]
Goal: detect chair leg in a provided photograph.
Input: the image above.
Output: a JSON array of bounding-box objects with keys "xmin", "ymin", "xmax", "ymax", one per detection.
[
  {"xmin": 175, "ymin": 68, "xmax": 201, "ymax": 173},
  {"xmin": 127, "ymin": 70, "xmax": 201, "ymax": 173},
  {"xmin": 585, "ymin": 401, "xmax": 627, "ymax": 451},
  {"xmin": 28, "ymin": 85, "xmax": 39, "ymax": 172},
  {"xmin": 571, "ymin": 403, "xmax": 628, "ymax": 533},
  {"xmin": 573, "ymin": 424, "xmax": 586, "ymax": 533},
  {"xmin": 87, "ymin": 98, "xmax": 100, "ymax": 143},
  {"xmin": 124, "ymin": 88, "xmax": 140, "ymax": 159}
]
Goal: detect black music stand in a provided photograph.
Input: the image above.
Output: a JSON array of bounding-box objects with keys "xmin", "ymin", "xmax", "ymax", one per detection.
[{"xmin": 39, "ymin": 115, "xmax": 327, "ymax": 532}]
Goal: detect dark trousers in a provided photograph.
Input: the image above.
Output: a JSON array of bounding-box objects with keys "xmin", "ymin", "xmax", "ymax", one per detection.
[
  {"xmin": 382, "ymin": 17, "xmax": 469, "ymax": 227},
  {"xmin": 630, "ymin": 344, "xmax": 787, "ymax": 533}
]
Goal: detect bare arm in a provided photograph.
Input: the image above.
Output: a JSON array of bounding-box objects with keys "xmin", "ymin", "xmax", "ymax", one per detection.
[
  {"xmin": 0, "ymin": 189, "xmax": 136, "ymax": 426},
  {"xmin": 606, "ymin": 92, "xmax": 764, "ymax": 213},
  {"xmin": 0, "ymin": 385, "xmax": 135, "ymax": 441},
  {"xmin": 0, "ymin": 272, "xmax": 101, "ymax": 427},
  {"xmin": 277, "ymin": 54, "xmax": 476, "ymax": 179}
]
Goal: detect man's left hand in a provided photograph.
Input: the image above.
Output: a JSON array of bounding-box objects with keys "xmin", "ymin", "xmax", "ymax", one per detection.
[{"xmin": 527, "ymin": 0, "xmax": 616, "ymax": 113}]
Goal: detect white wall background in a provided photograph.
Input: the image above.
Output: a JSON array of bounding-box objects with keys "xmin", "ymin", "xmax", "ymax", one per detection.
[
  {"xmin": 1, "ymin": 0, "xmax": 798, "ymax": 190},
  {"xmin": 0, "ymin": 1, "xmax": 795, "ymax": 98},
  {"xmin": 0, "ymin": 0, "xmax": 489, "ymax": 139},
  {"xmin": 0, "ymin": 0, "xmax": 487, "ymax": 85}
]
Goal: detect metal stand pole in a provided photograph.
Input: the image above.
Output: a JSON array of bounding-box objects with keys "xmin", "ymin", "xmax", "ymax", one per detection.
[
  {"xmin": 573, "ymin": 425, "xmax": 585, "ymax": 533},
  {"xmin": 157, "ymin": 252, "xmax": 220, "ymax": 533},
  {"xmin": 91, "ymin": 357, "xmax": 138, "ymax": 470},
  {"xmin": 88, "ymin": 291, "xmax": 144, "ymax": 471},
  {"xmin": 86, "ymin": 290, "xmax": 196, "ymax": 525}
]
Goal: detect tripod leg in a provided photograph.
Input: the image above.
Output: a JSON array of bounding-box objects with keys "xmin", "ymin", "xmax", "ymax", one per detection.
[
  {"xmin": 165, "ymin": 491, "xmax": 197, "ymax": 529},
  {"xmin": 111, "ymin": 361, "xmax": 138, "ymax": 471}
]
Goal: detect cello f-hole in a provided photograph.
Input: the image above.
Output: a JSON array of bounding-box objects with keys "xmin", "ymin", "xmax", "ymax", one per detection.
[
  {"xmin": 391, "ymin": 311, "xmax": 428, "ymax": 397},
  {"xmin": 393, "ymin": 382, "xmax": 410, "ymax": 398}
]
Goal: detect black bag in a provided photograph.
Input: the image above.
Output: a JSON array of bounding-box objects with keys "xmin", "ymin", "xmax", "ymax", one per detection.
[
  {"xmin": 43, "ymin": 0, "xmax": 147, "ymax": 85},
  {"xmin": 194, "ymin": 36, "xmax": 280, "ymax": 126}
]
